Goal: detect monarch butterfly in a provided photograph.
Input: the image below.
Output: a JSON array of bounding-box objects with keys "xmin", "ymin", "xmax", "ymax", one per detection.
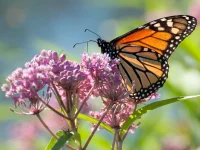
[{"xmin": 93, "ymin": 15, "xmax": 197, "ymax": 100}]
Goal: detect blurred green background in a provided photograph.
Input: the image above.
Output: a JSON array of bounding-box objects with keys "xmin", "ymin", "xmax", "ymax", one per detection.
[{"xmin": 1, "ymin": 0, "xmax": 200, "ymax": 149}]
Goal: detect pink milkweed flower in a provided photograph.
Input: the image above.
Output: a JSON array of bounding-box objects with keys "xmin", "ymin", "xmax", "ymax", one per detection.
[
  {"xmin": 1, "ymin": 50, "xmax": 93, "ymax": 115},
  {"xmin": 81, "ymin": 52, "xmax": 120, "ymax": 83},
  {"xmin": 2, "ymin": 64, "xmax": 51, "ymax": 107},
  {"xmin": 89, "ymin": 101, "xmax": 139, "ymax": 133},
  {"xmin": 51, "ymin": 58, "xmax": 92, "ymax": 102},
  {"xmin": 82, "ymin": 53, "xmax": 138, "ymax": 133},
  {"xmin": 83, "ymin": 53, "xmax": 159, "ymax": 133},
  {"xmin": 81, "ymin": 52, "xmax": 129, "ymax": 100},
  {"xmin": 1, "ymin": 50, "xmax": 67, "ymax": 113}
]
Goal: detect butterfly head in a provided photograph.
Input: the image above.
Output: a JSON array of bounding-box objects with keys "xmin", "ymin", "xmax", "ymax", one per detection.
[
  {"xmin": 97, "ymin": 38, "xmax": 108, "ymax": 53},
  {"xmin": 97, "ymin": 38, "xmax": 111, "ymax": 52},
  {"xmin": 97, "ymin": 38, "xmax": 106, "ymax": 48}
]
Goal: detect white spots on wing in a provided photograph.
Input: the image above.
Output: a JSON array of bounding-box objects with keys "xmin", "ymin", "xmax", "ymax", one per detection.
[
  {"xmin": 150, "ymin": 21, "xmax": 156, "ymax": 25},
  {"xmin": 185, "ymin": 16, "xmax": 189, "ymax": 20},
  {"xmin": 169, "ymin": 44, "xmax": 173, "ymax": 48},
  {"xmin": 158, "ymin": 27, "xmax": 165, "ymax": 31},
  {"xmin": 164, "ymin": 54, "xmax": 169, "ymax": 58},
  {"xmin": 138, "ymin": 25, "xmax": 144, "ymax": 29},
  {"xmin": 167, "ymin": 21, "xmax": 173, "ymax": 27},
  {"xmin": 175, "ymin": 36, "xmax": 180, "ymax": 39},
  {"xmin": 154, "ymin": 23, "xmax": 161, "ymax": 27},
  {"xmin": 171, "ymin": 28, "xmax": 179, "ymax": 34},
  {"xmin": 145, "ymin": 26, "xmax": 150, "ymax": 29},
  {"xmin": 161, "ymin": 18, "xmax": 167, "ymax": 21},
  {"xmin": 143, "ymin": 48, "xmax": 148, "ymax": 51}
]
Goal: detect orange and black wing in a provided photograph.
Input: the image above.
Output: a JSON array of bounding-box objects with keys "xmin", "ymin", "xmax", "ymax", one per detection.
[
  {"xmin": 117, "ymin": 45, "xmax": 168, "ymax": 99},
  {"xmin": 112, "ymin": 15, "xmax": 197, "ymax": 59},
  {"xmin": 112, "ymin": 15, "xmax": 197, "ymax": 99}
]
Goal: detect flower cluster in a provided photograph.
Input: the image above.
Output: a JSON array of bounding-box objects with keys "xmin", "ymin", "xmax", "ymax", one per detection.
[
  {"xmin": 1, "ymin": 49, "xmax": 157, "ymax": 137},
  {"xmin": 1, "ymin": 64, "xmax": 51, "ymax": 106},
  {"xmin": 81, "ymin": 52, "xmax": 139, "ymax": 133},
  {"xmin": 49, "ymin": 52, "xmax": 92, "ymax": 102},
  {"xmin": 81, "ymin": 53, "xmax": 128, "ymax": 100},
  {"xmin": 81, "ymin": 53, "xmax": 120, "ymax": 83},
  {"xmin": 1, "ymin": 50, "xmax": 92, "ymax": 108},
  {"xmin": 52, "ymin": 61, "xmax": 86, "ymax": 90},
  {"xmin": 89, "ymin": 101, "xmax": 139, "ymax": 133}
]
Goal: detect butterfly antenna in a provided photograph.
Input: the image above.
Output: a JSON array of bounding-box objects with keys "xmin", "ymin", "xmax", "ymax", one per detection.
[
  {"xmin": 73, "ymin": 40, "xmax": 97, "ymax": 48},
  {"xmin": 85, "ymin": 29, "xmax": 101, "ymax": 38}
]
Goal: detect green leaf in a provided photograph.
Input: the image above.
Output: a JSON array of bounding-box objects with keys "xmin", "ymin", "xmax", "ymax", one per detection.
[
  {"xmin": 45, "ymin": 131, "xmax": 63, "ymax": 150},
  {"xmin": 45, "ymin": 130, "xmax": 72, "ymax": 150},
  {"xmin": 52, "ymin": 131, "xmax": 73, "ymax": 150},
  {"xmin": 78, "ymin": 113, "xmax": 114, "ymax": 134},
  {"xmin": 120, "ymin": 95, "xmax": 200, "ymax": 136},
  {"xmin": 72, "ymin": 132, "xmax": 82, "ymax": 148}
]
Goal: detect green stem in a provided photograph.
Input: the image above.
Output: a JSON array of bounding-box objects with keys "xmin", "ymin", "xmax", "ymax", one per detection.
[
  {"xmin": 122, "ymin": 101, "xmax": 138, "ymax": 141},
  {"xmin": 36, "ymin": 113, "xmax": 57, "ymax": 140},
  {"xmin": 74, "ymin": 85, "xmax": 94, "ymax": 119},
  {"xmin": 82, "ymin": 101, "xmax": 113, "ymax": 150},
  {"xmin": 111, "ymin": 129, "xmax": 117, "ymax": 150},
  {"xmin": 36, "ymin": 113, "xmax": 75, "ymax": 150},
  {"xmin": 117, "ymin": 140, "xmax": 123, "ymax": 150},
  {"xmin": 38, "ymin": 97, "xmax": 70, "ymax": 120},
  {"xmin": 65, "ymin": 91, "xmax": 82, "ymax": 149},
  {"xmin": 115, "ymin": 129, "xmax": 122, "ymax": 150},
  {"xmin": 51, "ymin": 82, "xmax": 68, "ymax": 114},
  {"xmin": 66, "ymin": 91, "xmax": 72, "ymax": 114}
]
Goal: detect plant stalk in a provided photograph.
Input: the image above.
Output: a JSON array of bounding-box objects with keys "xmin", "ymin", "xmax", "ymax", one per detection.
[
  {"xmin": 82, "ymin": 101, "xmax": 113, "ymax": 150},
  {"xmin": 111, "ymin": 129, "xmax": 117, "ymax": 150},
  {"xmin": 36, "ymin": 113, "xmax": 75, "ymax": 150},
  {"xmin": 51, "ymin": 82, "xmax": 68, "ymax": 114},
  {"xmin": 38, "ymin": 97, "xmax": 70, "ymax": 120},
  {"xmin": 74, "ymin": 85, "xmax": 94, "ymax": 119},
  {"xmin": 115, "ymin": 129, "xmax": 122, "ymax": 150}
]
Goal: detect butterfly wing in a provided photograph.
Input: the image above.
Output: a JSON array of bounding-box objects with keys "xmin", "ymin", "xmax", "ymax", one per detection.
[
  {"xmin": 112, "ymin": 15, "xmax": 197, "ymax": 59},
  {"xmin": 111, "ymin": 15, "xmax": 196, "ymax": 99},
  {"xmin": 117, "ymin": 45, "xmax": 168, "ymax": 99}
]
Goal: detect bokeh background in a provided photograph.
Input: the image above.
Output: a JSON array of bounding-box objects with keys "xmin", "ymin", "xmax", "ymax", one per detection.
[{"xmin": 1, "ymin": 0, "xmax": 200, "ymax": 149}]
